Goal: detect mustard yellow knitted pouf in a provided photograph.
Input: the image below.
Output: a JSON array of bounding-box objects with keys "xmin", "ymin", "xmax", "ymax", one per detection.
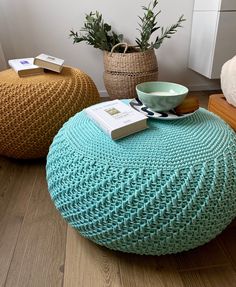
[{"xmin": 0, "ymin": 67, "xmax": 100, "ymax": 159}]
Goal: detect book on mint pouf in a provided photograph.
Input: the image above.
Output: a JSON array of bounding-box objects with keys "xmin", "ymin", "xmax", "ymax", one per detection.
[{"xmin": 85, "ymin": 99, "xmax": 148, "ymax": 140}]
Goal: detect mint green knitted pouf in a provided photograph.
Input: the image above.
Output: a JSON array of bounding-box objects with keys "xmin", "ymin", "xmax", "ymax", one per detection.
[{"xmin": 46, "ymin": 107, "xmax": 236, "ymax": 255}]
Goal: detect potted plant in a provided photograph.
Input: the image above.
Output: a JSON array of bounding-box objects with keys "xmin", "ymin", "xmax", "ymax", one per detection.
[{"xmin": 70, "ymin": 0, "xmax": 185, "ymax": 99}]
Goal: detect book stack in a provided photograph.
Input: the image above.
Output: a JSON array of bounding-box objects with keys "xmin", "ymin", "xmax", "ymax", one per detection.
[
  {"xmin": 85, "ymin": 99, "xmax": 148, "ymax": 140},
  {"xmin": 8, "ymin": 53, "xmax": 64, "ymax": 77}
]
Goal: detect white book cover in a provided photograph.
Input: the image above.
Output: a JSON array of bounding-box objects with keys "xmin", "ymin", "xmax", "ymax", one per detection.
[
  {"xmin": 8, "ymin": 58, "xmax": 41, "ymax": 72},
  {"xmin": 85, "ymin": 100, "xmax": 148, "ymax": 140},
  {"xmin": 34, "ymin": 54, "xmax": 64, "ymax": 66}
]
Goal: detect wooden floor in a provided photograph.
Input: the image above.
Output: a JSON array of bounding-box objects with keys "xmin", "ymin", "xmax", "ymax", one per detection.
[{"xmin": 1, "ymin": 91, "xmax": 236, "ymax": 287}]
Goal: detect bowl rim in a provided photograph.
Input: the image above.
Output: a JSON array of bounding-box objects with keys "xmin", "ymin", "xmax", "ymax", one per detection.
[{"xmin": 136, "ymin": 81, "xmax": 189, "ymax": 97}]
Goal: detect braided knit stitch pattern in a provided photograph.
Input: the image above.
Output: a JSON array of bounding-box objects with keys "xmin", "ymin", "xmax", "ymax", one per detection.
[
  {"xmin": 0, "ymin": 67, "xmax": 100, "ymax": 159},
  {"xmin": 46, "ymin": 108, "xmax": 236, "ymax": 255}
]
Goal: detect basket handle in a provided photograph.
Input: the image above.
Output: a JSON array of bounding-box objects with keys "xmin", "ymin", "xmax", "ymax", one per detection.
[{"xmin": 110, "ymin": 43, "xmax": 128, "ymax": 55}]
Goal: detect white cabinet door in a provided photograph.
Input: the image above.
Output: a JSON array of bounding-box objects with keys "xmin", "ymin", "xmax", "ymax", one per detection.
[
  {"xmin": 188, "ymin": 12, "xmax": 219, "ymax": 78},
  {"xmin": 188, "ymin": 10, "xmax": 236, "ymax": 79}
]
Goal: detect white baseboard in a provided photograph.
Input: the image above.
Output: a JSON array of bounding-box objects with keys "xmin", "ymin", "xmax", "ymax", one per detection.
[{"xmin": 187, "ymin": 83, "xmax": 221, "ymax": 92}]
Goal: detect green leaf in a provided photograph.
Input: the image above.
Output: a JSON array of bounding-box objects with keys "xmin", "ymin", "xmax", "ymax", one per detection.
[
  {"xmin": 118, "ymin": 34, "xmax": 124, "ymax": 41},
  {"xmin": 70, "ymin": 1, "xmax": 186, "ymax": 52},
  {"xmin": 69, "ymin": 10, "xmax": 122, "ymax": 51},
  {"xmin": 151, "ymin": 27, "xmax": 160, "ymax": 33},
  {"xmin": 104, "ymin": 23, "xmax": 111, "ymax": 31}
]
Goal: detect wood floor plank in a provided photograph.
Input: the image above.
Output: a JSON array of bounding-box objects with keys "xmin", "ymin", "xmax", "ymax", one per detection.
[
  {"xmin": 64, "ymin": 226, "xmax": 121, "ymax": 287},
  {"xmin": 174, "ymin": 238, "xmax": 230, "ymax": 272},
  {"xmin": 0, "ymin": 157, "xmax": 13, "ymax": 218},
  {"xmin": 180, "ymin": 266, "xmax": 236, "ymax": 287},
  {"xmin": 4, "ymin": 164, "xmax": 67, "ymax": 287},
  {"xmin": 64, "ymin": 227, "xmax": 185, "ymax": 287},
  {"xmin": 117, "ymin": 253, "xmax": 184, "ymax": 287},
  {"xmin": 218, "ymin": 226, "xmax": 236, "ymax": 269},
  {"xmin": 228, "ymin": 218, "xmax": 236, "ymax": 228},
  {"xmin": 0, "ymin": 157, "xmax": 38, "ymax": 287},
  {"xmin": 0, "ymin": 158, "xmax": 29, "ymax": 220}
]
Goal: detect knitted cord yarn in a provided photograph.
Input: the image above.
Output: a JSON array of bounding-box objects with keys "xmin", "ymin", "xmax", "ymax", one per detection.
[
  {"xmin": 46, "ymin": 108, "xmax": 236, "ymax": 255},
  {"xmin": 0, "ymin": 67, "xmax": 100, "ymax": 159}
]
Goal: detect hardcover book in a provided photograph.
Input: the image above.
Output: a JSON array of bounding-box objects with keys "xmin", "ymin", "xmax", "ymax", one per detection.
[
  {"xmin": 85, "ymin": 100, "xmax": 148, "ymax": 140},
  {"xmin": 8, "ymin": 58, "xmax": 44, "ymax": 77},
  {"xmin": 34, "ymin": 54, "xmax": 64, "ymax": 73}
]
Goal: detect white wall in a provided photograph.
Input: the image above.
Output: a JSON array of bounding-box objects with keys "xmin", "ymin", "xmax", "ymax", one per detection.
[{"xmin": 0, "ymin": 0, "xmax": 220, "ymax": 94}]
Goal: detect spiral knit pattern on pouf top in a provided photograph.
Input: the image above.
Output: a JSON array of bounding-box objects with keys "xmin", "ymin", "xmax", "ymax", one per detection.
[
  {"xmin": 0, "ymin": 67, "xmax": 99, "ymax": 159},
  {"xmin": 46, "ymin": 107, "xmax": 236, "ymax": 255}
]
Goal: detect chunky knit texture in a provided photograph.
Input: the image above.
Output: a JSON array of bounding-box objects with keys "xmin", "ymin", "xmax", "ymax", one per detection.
[
  {"xmin": 46, "ymin": 107, "xmax": 236, "ymax": 255},
  {"xmin": 0, "ymin": 67, "xmax": 99, "ymax": 159}
]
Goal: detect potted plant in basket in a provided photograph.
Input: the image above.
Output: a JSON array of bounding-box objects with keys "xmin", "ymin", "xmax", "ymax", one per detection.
[{"xmin": 70, "ymin": 0, "xmax": 185, "ymax": 99}]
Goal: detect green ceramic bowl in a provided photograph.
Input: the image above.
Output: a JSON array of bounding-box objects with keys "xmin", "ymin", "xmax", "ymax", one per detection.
[{"xmin": 136, "ymin": 81, "xmax": 189, "ymax": 112}]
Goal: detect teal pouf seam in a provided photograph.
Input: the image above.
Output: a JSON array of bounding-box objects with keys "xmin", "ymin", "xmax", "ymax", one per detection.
[{"xmin": 46, "ymin": 108, "xmax": 236, "ymax": 255}]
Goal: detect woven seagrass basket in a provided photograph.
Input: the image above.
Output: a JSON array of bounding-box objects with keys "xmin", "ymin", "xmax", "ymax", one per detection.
[{"xmin": 103, "ymin": 43, "xmax": 158, "ymax": 99}]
